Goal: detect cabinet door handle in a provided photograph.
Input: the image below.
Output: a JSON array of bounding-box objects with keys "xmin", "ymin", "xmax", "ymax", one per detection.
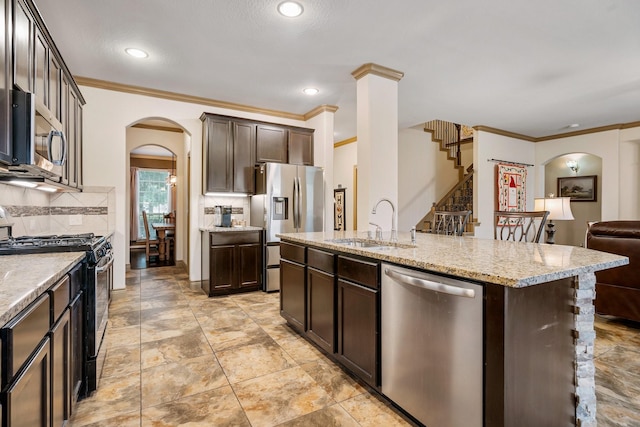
[{"xmin": 384, "ymin": 268, "xmax": 476, "ymax": 298}]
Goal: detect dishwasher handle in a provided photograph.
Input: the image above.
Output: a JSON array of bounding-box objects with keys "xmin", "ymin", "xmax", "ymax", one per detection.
[{"xmin": 384, "ymin": 267, "xmax": 476, "ymax": 298}]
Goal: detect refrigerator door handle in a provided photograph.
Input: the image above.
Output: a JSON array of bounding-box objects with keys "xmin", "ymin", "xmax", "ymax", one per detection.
[
  {"xmin": 292, "ymin": 177, "xmax": 298, "ymax": 229},
  {"xmin": 296, "ymin": 176, "xmax": 302, "ymax": 231}
]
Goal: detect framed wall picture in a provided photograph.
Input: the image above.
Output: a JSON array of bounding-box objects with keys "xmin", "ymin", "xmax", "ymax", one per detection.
[
  {"xmin": 557, "ymin": 175, "xmax": 597, "ymax": 202},
  {"xmin": 334, "ymin": 188, "xmax": 346, "ymax": 231}
]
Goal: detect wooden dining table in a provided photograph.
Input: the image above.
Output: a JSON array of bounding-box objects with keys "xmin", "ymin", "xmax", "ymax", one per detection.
[{"xmin": 151, "ymin": 222, "xmax": 175, "ymax": 261}]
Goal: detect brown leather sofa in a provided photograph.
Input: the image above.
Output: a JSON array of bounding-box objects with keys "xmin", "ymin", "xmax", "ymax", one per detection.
[{"xmin": 586, "ymin": 221, "xmax": 640, "ymax": 322}]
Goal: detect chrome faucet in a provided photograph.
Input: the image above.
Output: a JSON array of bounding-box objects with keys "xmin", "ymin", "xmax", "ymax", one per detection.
[{"xmin": 372, "ymin": 198, "xmax": 397, "ymax": 242}]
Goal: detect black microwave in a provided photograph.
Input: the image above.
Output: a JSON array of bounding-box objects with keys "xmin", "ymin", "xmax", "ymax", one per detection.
[{"xmin": 10, "ymin": 90, "xmax": 67, "ymax": 181}]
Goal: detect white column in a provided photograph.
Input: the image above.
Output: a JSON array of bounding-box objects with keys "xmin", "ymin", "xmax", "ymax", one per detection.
[
  {"xmin": 352, "ymin": 63, "xmax": 404, "ymax": 235},
  {"xmin": 305, "ymin": 105, "xmax": 338, "ymax": 233}
]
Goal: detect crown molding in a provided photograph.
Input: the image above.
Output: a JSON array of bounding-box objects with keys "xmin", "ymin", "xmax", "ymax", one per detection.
[
  {"xmin": 74, "ymin": 76, "xmax": 306, "ymax": 121},
  {"xmin": 351, "ymin": 63, "xmax": 404, "ymax": 82},
  {"xmin": 304, "ymin": 104, "xmax": 339, "ymax": 120},
  {"xmin": 131, "ymin": 123, "xmax": 184, "ymax": 133},
  {"xmin": 475, "ymin": 121, "xmax": 640, "ymax": 142},
  {"xmin": 334, "ymin": 136, "xmax": 357, "ymax": 148},
  {"xmin": 473, "ymin": 126, "xmax": 537, "ymax": 142}
]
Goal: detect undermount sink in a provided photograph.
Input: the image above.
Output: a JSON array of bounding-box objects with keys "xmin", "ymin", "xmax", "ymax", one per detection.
[{"xmin": 326, "ymin": 238, "xmax": 416, "ymax": 250}]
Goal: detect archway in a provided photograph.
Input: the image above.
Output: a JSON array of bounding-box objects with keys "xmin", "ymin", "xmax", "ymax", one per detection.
[
  {"xmin": 125, "ymin": 118, "xmax": 189, "ymax": 268},
  {"xmin": 541, "ymin": 152, "xmax": 602, "ymax": 246}
]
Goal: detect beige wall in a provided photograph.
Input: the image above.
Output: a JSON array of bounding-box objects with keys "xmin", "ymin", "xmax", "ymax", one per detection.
[
  {"xmin": 543, "ymin": 154, "xmax": 602, "ymax": 246},
  {"xmin": 80, "ymin": 85, "xmax": 331, "ymax": 288}
]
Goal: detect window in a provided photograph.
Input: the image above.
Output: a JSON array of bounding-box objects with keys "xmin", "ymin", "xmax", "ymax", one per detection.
[{"xmin": 137, "ymin": 169, "xmax": 171, "ymax": 240}]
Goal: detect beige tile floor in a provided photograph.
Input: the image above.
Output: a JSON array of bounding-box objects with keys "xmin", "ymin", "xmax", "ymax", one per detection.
[
  {"xmin": 69, "ymin": 265, "xmax": 415, "ymax": 427},
  {"xmin": 69, "ymin": 265, "xmax": 640, "ymax": 427}
]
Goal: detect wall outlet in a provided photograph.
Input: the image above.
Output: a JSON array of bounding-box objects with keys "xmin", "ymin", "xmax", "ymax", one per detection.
[
  {"xmin": 69, "ymin": 215, "xmax": 83, "ymax": 226},
  {"xmin": 29, "ymin": 219, "xmax": 37, "ymax": 231}
]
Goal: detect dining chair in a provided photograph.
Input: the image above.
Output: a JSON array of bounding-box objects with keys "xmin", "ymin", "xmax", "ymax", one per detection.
[
  {"xmin": 494, "ymin": 211, "xmax": 550, "ymax": 243},
  {"xmin": 163, "ymin": 211, "xmax": 175, "ymax": 261},
  {"xmin": 431, "ymin": 210, "xmax": 472, "ymax": 236},
  {"xmin": 142, "ymin": 211, "xmax": 160, "ymax": 262}
]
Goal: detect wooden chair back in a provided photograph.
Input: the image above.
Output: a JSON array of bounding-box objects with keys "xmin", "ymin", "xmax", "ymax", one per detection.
[
  {"xmin": 431, "ymin": 210, "xmax": 471, "ymax": 236},
  {"xmin": 494, "ymin": 211, "xmax": 549, "ymax": 243},
  {"xmin": 142, "ymin": 211, "xmax": 160, "ymax": 261}
]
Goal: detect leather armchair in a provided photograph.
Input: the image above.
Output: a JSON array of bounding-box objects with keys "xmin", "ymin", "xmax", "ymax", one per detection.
[{"xmin": 586, "ymin": 221, "xmax": 640, "ymax": 322}]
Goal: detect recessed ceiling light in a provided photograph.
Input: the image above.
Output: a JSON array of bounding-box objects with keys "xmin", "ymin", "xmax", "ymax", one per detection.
[
  {"xmin": 568, "ymin": 123, "xmax": 580, "ymax": 128},
  {"xmin": 303, "ymin": 87, "xmax": 319, "ymax": 95},
  {"xmin": 125, "ymin": 48, "xmax": 148, "ymax": 59},
  {"xmin": 278, "ymin": 1, "xmax": 303, "ymax": 17}
]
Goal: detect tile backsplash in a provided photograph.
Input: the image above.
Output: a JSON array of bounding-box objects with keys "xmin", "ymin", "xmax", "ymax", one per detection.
[
  {"xmin": 200, "ymin": 195, "xmax": 250, "ymax": 228},
  {"xmin": 0, "ymin": 184, "xmax": 115, "ymax": 237}
]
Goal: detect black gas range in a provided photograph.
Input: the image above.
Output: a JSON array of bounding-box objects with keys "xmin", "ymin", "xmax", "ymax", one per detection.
[
  {"xmin": 0, "ymin": 233, "xmax": 108, "ymax": 265},
  {"xmin": 0, "ymin": 232, "xmax": 113, "ymax": 398}
]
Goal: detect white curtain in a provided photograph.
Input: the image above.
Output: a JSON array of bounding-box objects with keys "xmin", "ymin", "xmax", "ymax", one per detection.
[{"xmin": 130, "ymin": 167, "xmax": 139, "ymax": 241}]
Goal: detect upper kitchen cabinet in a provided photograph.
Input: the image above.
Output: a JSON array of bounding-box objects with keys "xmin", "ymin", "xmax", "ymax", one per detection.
[
  {"xmin": 13, "ymin": 0, "xmax": 32, "ymax": 93},
  {"xmin": 6, "ymin": 0, "xmax": 86, "ymax": 187},
  {"xmin": 201, "ymin": 113, "xmax": 255, "ymax": 194},
  {"xmin": 0, "ymin": 0, "xmax": 11, "ymax": 164},
  {"xmin": 288, "ymin": 128, "xmax": 314, "ymax": 166},
  {"xmin": 201, "ymin": 113, "xmax": 315, "ymax": 193},
  {"xmin": 256, "ymin": 124, "xmax": 314, "ymax": 165},
  {"xmin": 256, "ymin": 124, "xmax": 288, "ymax": 163}
]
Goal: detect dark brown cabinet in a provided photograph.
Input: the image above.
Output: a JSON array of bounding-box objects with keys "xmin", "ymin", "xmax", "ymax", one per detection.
[
  {"xmin": 288, "ymin": 128, "xmax": 314, "ymax": 166},
  {"xmin": 50, "ymin": 310, "xmax": 70, "ymax": 427},
  {"xmin": 201, "ymin": 114, "xmax": 255, "ymax": 194},
  {"xmin": 1, "ymin": 262, "xmax": 84, "ymax": 426},
  {"xmin": 306, "ymin": 248, "xmax": 335, "ymax": 353},
  {"xmin": 256, "ymin": 124, "xmax": 288, "ymax": 163},
  {"xmin": 13, "ymin": 0, "xmax": 32, "ymax": 93},
  {"xmin": 5, "ymin": 0, "xmax": 85, "ymax": 186},
  {"xmin": 279, "ymin": 242, "xmax": 379, "ymax": 387},
  {"xmin": 280, "ymin": 242, "xmax": 306, "ymax": 333},
  {"xmin": 201, "ymin": 113, "xmax": 314, "ymax": 193},
  {"xmin": 203, "ymin": 231, "xmax": 262, "ymax": 296},
  {"xmin": 336, "ymin": 255, "xmax": 380, "ymax": 388},
  {"xmin": 0, "ymin": 0, "xmax": 11, "ymax": 164},
  {"xmin": 3, "ymin": 337, "xmax": 50, "ymax": 427}
]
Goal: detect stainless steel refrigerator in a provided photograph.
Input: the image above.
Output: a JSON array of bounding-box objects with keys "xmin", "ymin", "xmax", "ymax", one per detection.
[{"xmin": 250, "ymin": 162, "xmax": 324, "ymax": 291}]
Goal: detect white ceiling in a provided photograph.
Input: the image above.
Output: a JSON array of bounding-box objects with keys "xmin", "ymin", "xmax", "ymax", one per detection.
[{"xmin": 34, "ymin": 0, "xmax": 640, "ymax": 141}]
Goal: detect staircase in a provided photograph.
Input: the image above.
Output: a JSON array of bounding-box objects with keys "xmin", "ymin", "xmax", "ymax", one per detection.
[
  {"xmin": 417, "ymin": 120, "xmax": 476, "ymax": 233},
  {"xmin": 423, "ymin": 120, "xmax": 473, "ymax": 180},
  {"xmin": 416, "ymin": 165, "xmax": 475, "ymax": 232}
]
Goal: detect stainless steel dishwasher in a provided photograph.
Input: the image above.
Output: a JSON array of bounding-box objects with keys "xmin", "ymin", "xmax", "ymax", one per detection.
[{"xmin": 381, "ymin": 263, "xmax": 483, "ymax": 427}]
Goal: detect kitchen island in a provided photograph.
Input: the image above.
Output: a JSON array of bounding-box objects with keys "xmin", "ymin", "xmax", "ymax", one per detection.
[{"xmin": 277, "ymin": 230, "xmax": 628, "ymax": 427}]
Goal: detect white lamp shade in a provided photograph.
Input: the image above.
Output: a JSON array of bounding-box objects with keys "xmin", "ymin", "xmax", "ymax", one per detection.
[{"xmin": 534, "ymin": 197, "xmax": 574, "ymax": 220}]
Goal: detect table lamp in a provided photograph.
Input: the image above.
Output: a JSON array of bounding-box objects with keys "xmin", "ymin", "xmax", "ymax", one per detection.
[{"xmin": 534, "ymin": 195, "xmax": 574, "ymax": 244}]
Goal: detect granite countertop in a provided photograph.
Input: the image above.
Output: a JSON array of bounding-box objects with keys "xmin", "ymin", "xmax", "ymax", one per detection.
[
  {"xmin": 277, "ymin": 231, "xmax": 629, "ymax": 288},
  {"xmin": 0, "ymin": 252, "xmax": 86, "ymax": 326},
  {"xmin": 200, "ymin": 226, "xmax": 263, "ymax": 232}
]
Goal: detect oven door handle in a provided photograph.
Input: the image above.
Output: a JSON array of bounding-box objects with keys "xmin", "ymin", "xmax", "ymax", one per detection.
[{"xmin": 96, "ymin": 255, "xmax": 114, "ymax": 273}]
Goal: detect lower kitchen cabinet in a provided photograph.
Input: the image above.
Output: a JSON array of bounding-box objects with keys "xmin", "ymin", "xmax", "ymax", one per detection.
[
  {"xmin": 279, "ymin": 243, "xmax": 378, "ymax": 388},
  {"xmin": 280, "ymin": 242, "xmax": 306, "ymax": 333},
  {"xmin": 1, "ymin": 261, "xmax": 85, "ymax": 426},
  {"xmin": 280, "ymin": 259, "xmax": 305, "ymax": 333},
  {"xmin": 50, "ymin": 310, "xmax": 71, "ymax": 427},
  {"xmin": 306, "ymin": 248, "xmax": 336, "ymax": 354},
  {"xmin": 203, "ymin": 231, "xmax": 263, "ymax": 296},
  {"xmin": 336, "ymin": 255, "xmax": 380, "ymax": 388},
  {"xmin": 3, "ymin": 337, "xmax": 51, "ymax": 427},
  {"xmin": 337, "ymin": 278, "xmax": 378, "ymax": 388}
]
